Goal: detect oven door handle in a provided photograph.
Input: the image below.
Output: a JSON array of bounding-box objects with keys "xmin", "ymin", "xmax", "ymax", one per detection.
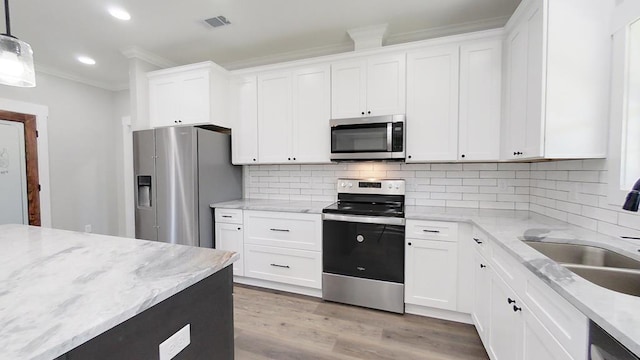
[{"xmin": 323, "ymin": 213, "xmax": 405, "ymax": 226}]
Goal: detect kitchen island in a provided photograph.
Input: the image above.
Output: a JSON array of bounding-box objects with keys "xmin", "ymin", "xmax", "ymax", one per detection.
[{"xmin": 0, "ymin": 224, "xmax": 238, "ymax": 360}]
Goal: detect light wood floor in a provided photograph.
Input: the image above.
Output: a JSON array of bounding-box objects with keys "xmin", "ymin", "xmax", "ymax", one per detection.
[{"xmin": 233, "ymin": 285, "xmax": 489, "ymax": 360}]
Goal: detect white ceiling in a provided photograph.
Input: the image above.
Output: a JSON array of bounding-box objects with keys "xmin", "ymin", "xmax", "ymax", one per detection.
[{"xmin": 2, "ymin": 0, "xmax": 521, "ymax": 90}]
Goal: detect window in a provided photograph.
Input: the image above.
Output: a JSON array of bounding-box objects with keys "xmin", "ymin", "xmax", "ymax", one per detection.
[
  {"xmin": 608, "ymin": 1, "xmax": 640, "ymax": 204},
  {"xmin": 621, "ymin": 18, "xmax": 640, "ymax": 190}
]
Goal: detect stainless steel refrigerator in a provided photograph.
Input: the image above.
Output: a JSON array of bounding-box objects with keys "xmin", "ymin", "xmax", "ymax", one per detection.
[{"xmin": 133, "ymin": 126, "xmax": 242, "ymax": 247}]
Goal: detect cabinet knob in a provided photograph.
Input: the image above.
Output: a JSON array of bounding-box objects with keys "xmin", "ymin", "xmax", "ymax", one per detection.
[
  {"xmin": 513, "ymin": 151, "xmax": 517, "ymax": 156},
  {"xmin": 288, "ymin": 157, "xmax": 291, "ymax": 160},
  {"xmin": 253, "ymin": 158, "xmax": 256, "ymax": 161},
  {"xmin": 293, "ymin": 157, "xmax": 296, "ymax": 160},
  {"xmin": 361, "ymin": 111, "xmax": 365, "ymax": 115},
  {"xmin": 408, "ymin": 242, "xmax": 412, "ymax": 246},
  {"xmin": 507, "ymin": 298, "xmax": 516, "ymax": 304},
  {"xmin": 513, "ymin": 305, "xmax": 522, "ymax": 312},
  {"xmin": 408, "ymin": 155, "xmax": 412, "ymax": 159},
  {"xmin": 473, "ymin": 238, "xmax": 483, "ymax": 244},
  {"xmin": 367, "ymin": 111, "xmax": 371, "ymax": 114},
  {"xmin": 237, "ymin": 227, "xmax": 241, "ymax": 230},
  {"xmin": 480, "ymin": 264, "xmax": 486, "ymax": 269},
  {"xmin": 461, "ymin": 154, "xmax": 466, "ymax": 158}
]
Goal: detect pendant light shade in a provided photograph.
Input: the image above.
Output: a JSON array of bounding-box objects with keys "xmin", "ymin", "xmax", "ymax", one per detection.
[{"xmin": 0, "ymin": 0, "xmax": 35, "ymax": 87}]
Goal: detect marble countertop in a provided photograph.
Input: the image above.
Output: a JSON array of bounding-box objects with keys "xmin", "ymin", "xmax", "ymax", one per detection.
[
  {"xmin": 0, "ymin": 224, "xmax": 238, "ymax": 360},
  {"xmin": 407, "ymin": 205, "xmax": 640, "ymax": 356},
  {"xmin": 211, "ymin": 199, "xmax": 333, "ymax": 214}
]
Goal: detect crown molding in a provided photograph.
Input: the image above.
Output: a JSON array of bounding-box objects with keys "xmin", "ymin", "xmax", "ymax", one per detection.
[
  {"xmin": 220, "ymin": 42, "xmax": 353, "ymax": 70},
  {"xmin": 224, "ymin": 16, "xmax": 508, "ymax": 71},
  {"xmin": 348, "ymin": 23, "xmax": 389, "ymax": 50},
  {"xmin": 34, "ymin": 64, "xmax": 128, "ymax": 91},
  {"xmin": 386, "ymin": 15, "xmax": 510, "ymax": 45},
  {"xmin": 120, "ymin": 46, "xmax": 177, "ymax": 69}
]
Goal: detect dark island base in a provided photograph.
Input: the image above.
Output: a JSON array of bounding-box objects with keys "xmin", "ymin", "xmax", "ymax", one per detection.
[{"xmin": 63, "ymin": 265, "xmax": 234, "ymax": 360}]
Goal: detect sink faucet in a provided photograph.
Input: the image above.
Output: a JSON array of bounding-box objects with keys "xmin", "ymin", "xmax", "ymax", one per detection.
[{"xmin": 623, "ymin": 178, "xmax": 640, "ymax": 212}]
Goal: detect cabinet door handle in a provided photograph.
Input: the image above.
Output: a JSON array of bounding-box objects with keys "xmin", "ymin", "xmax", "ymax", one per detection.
[
  {"xmin": 423, "ymin": 229, "xmax": 440, "ymax": 233},
  {"xmin": 480, "ymin": 264, "xmax": 486, "ymax": 269},
  {"xmin": 513, "ymin": 305, "xmax": 522, "ymax": 312},
  {"xmin": 270, "ymin": 263, "xmax": 290, "ymax": 269},
  {"xmin": 473, "ymin": 238, "xmax": 483, "ymax": 244},
  {"xmin": 270, "ymin": 228, "xmax": 290, "ymax": 232},
  {"xmin": 507, "ymin": 298, "xmax": 516, "ymax": 304}
]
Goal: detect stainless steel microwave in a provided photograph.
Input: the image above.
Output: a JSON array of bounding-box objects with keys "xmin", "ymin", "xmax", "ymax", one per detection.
[{"xmin": 330, "ymin": 114, "xmax": 405, "ymax": 161}]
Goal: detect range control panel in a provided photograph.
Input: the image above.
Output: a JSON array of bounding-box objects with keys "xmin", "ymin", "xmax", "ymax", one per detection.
[{"xmin": 336, "ymin": 179, "xmax": 405, "ymax": 195}]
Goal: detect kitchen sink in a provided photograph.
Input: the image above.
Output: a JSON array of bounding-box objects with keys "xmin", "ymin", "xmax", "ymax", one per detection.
[
  {"xmin": 522, "ymin": 241, "xmax": 640, "ymax": 270},
  {"xmin": 523, "ymin": 240, "xmax": 640, "ymax": 297},
  {"xmin": 563, "ymin": 265, "xmax": 640, "ymax": 297}
]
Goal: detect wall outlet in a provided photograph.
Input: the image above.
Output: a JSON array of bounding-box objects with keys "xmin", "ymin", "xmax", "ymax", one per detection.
[
  {"xmin": 497, "ymin": 179, "xmax": 508, "ymax": 192},
  {"xmin": 84, "ymin": 224, "xmax": 92, "ymax": 233},
  {"xmin": 159, "ymin": 324, "xmax": 191, "ymax": 360}
]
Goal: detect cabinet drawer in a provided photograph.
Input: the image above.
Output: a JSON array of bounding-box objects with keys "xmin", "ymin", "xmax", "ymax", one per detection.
[
  {"xmin": 490, "ymin": 242, "xmax": 526, "ymax": 294},
  {"xmin": 244, "ymin": 211, "xmax": 321, "ymax": 251},
  {"xmin": 406, "ymin": 220, "xmax": 458, "ymax": 242},
  {"xmin": 244, "ymin": 244, "xmax": 321, "ymax": 289},
  {"xmin": 471, "ymin": 227, "xmax": 491, "ymax": 257},
  {"xmin": 523, "ymin": 272, "xmax": 588, "ymax": 359},
  {"xmin": 215, "ymin": 208, "xmax": 243, "ymax": 224}
]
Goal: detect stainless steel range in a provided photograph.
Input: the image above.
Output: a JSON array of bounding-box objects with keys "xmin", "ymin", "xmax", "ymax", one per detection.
[{"xmin": 322, "ymin": 178, "xmax": 405, "ymax": 314}]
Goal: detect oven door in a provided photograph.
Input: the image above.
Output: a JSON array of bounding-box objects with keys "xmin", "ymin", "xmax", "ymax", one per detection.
[{"xmin": 322, "ymin": 214, "xmax": 405, "ymax": 283}]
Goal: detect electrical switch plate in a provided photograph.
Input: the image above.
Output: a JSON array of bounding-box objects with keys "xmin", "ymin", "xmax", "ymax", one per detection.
[
  {"xmin": 159, "ymin": 324, "xmax": 191, "ymax": 360},
  {"xmin": 84, "ymin": 224, "xmax": 92, "ymax": 233}
]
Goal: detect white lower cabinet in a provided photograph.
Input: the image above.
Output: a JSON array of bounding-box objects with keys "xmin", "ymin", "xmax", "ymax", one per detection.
[
  {"xmin": 214, "ymin": 223, "xmax": 244, "ymax": 276},
  {"xmin": 405, "ymin": 220, "xmax": 459, "ymax": 312},
  {"xmin": 405, "ymin": 239, "xmax": 458, "ymax": 310},
  {"xmin": 214, "ymin": 208, "xmax": 245, "ymax": 277},
  {"xmin": 244, "ymin": 244, "xmax": 322, "ymax": 289},
  {"xmin": 471, "ymin": 228, "xmax": 588, "ymax": 360},
  {"xmin": 472, "ymin": 249, "xmax": 491, "ymax": 343}
]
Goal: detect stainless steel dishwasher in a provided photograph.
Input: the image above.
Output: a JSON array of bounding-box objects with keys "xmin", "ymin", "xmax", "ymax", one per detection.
[{"xmin": 590, "ymin": 321, "xmax": 639, "ymax": 360}]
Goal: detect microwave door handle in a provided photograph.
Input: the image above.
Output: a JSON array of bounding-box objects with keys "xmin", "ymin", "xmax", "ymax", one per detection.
[{"xmin": 387, "ymin": 123, "xmax": 392, "ymax": 152}]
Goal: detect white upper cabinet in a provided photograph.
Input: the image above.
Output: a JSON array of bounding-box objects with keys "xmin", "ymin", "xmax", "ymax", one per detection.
[
  {"xmin": 331, "ymin": 53, "xmax": 406, "ymax": 119},
  {"xmin": 148, "ymin": 62, "xmax": 230, "ymax": 129},
  {"xmin": 291, "ymin": 65, "xmax": 331, "ymax": 163},
  {"xmin": 257, "ymin": 71, "xmax": 292, "ymax": 163},
  {"xmin": 406, "ymin": 45, "xmax": 460, "ymax": 162},
  {"xmin": 255, "ymin": 65, "xmax": 331, "ymax": 164},
  {"xmin": 502, "ymin": 0, "xmax": 611, "ymax": 160},
  {"xmin": 459, "ymin": 39, "xmax": 502, "ymax": 161},
  {"xmin": 406, "ymin": 37, "xmax": 502, "ymax": 163},
  {"xmin": 231, "ymin": 75, "xmax": 258, "ymax": 165}
]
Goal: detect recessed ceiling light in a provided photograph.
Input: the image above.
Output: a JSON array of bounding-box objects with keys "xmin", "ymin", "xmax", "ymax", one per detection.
[
  {"xmin": 77, "ymin": 56, "xmax": 96, "ymax": 65},
  {"xmin": 108, "ymin": 7, "xmax": 131, "ymax": 21}
]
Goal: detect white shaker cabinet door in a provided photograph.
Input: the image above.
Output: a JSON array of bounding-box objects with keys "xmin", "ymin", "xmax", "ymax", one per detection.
[
  {"xmin": 405, "ymin": 238, "xmax": 458, "ymax": 311},
  {"xmin": 179, "ymin": 70, "xmax": 211, "ymax": 125},
  {"xmin": 231, "ymin": 76, "xmax": 258, "ymax": 165},
  {"xmin": 459, "ymin": 40, "xmax": 502, "ymax": 161},
  {"xmin": 331, "ymin": 59, "xmax": 366, "ymax": 119},
  {"xmin": 291, "ymin": 65, "xmax": 331, "ymax": 163},
  {"xmin": 215, "ymin": 223, "xmax": 244, "ymax": 276},
  {"xmin": 366, "ymin": 53, "xmax": 406, "ymax": 117},
  {"xmin": 257, "ymin": 71, "xmax": 292, "ymax": 163},
  {"xmin": 472, "ymin": 249, "xmax": 491, "ymax": 345},
  {"xmin": 149, "ymin": 74, "xmax": 182, "ymax": 128},
  {"xmin": 406, "ymin": 45, "xmax": 459, "ymax": 162}
]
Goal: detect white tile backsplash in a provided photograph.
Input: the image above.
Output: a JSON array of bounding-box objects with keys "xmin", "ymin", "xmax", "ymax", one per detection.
[{"xmin": 243, "ymin": 158, "xmax": 640, "ymax": 238}]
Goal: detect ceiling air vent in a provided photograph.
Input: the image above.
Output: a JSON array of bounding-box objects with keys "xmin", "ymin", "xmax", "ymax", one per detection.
[{"xmin": 205, "ymin": 16, "xmax": 231, "ymax": 28}]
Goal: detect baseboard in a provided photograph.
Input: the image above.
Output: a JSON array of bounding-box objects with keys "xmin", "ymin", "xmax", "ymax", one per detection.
[
  {"xmin": 233, "ymin": 276, "xmax": 322, "ymax": 298},
  {"xmin": 405, "ymin": 304, "xmax": 473, "ymax": 324}
]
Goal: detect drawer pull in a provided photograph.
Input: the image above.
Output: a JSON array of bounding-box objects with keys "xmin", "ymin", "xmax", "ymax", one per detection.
[
  {"xmin": 473, "ymin": 238, "xmax": 483, "ymax": 244},
  {"xmin": 513, "ymin": 305, "xmax": 522, "ymax": 312},
  {"xmin": 270, "ymin": 228, "xmax": 290, "ymax": 232},
  {"xmin": 480, "ymin": 264, "xmax": 487, "ymax": 269},
  {"xmin": 422, "ymin": 229, "xmax": 440, "ymax": 233},
  {"xmin": 221, "ymin": 215, "xmax": 232, "ymax": 218},
  {"xmin": 270, "ymin": 263, "xmax": 290, "ymax": 269},
  {"xmin": 507, "ymin": 298, "xmax": 516, "ymax": 304}
]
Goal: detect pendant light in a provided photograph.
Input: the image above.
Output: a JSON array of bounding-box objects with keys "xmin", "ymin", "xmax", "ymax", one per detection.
[{"xmin": 0, "ymin": 0, "xmax": 35, "ymax": 87}]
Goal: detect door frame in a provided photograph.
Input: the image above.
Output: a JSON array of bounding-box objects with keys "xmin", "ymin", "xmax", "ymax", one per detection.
[
  {"xmin": 121, "ymin": 116, "xmax": 135, "ymax": 237},
  {"xmin": 0, "ymin": 98, "xmax": 51, "ymax": 227}
]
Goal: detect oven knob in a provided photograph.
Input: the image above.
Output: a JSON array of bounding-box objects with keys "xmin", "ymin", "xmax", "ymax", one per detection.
[
  {"xmin": 395, "ymin": 185, "xmax": 400, "ymax": 189},
  {"xmin": 340, "ymin": 182, "xmax": 346, "ymax": 188},
  {"xmin": 347, "ymin": 183, "xmax": 353, "ymax": 188},
  {"xmin": 388, "ymin": 184, "xmax": 393, "ymax": 189}
]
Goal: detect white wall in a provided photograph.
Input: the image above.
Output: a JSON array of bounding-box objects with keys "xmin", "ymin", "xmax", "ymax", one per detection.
[{"xmin": 0, "ymin": 73, "xmax": 128, "ymax": 235}]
